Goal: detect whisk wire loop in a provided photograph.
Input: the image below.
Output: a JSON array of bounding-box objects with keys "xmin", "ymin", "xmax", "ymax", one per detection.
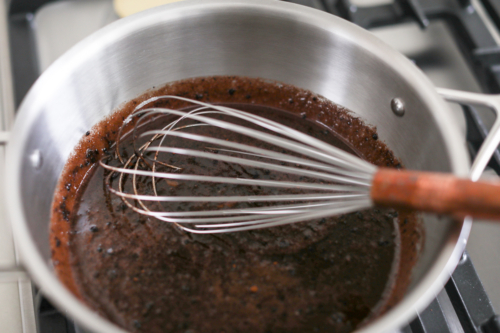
[
  {"xmin": 141, "ymin": 129, "xmax": 373, "ymax": 181},
  {"xmin": 136, "ymin": 105, "xmax": 375, "ymax": 173},
  {"xmin": 100, "ymin": 96, "xmax": 377, "ymax": 233}
]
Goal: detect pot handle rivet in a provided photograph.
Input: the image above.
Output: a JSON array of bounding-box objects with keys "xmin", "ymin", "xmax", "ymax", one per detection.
[
  {"xmin": 29, "ymin": 149, "xmax": 43, "ymax": 170},
  {"xmin": 391, "ymin": 98, "xmax": 405, "ymax": 117}
]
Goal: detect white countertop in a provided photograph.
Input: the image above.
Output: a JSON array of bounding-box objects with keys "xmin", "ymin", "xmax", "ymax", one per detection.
[{"xmin": 0, "ymin": 0, "xmax": 35, "ymax": 332}]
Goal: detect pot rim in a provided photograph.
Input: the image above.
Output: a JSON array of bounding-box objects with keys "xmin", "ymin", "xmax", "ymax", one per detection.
[{"xmin": 5, "ymin": 1, "xmax": 471, "ymax": 332}]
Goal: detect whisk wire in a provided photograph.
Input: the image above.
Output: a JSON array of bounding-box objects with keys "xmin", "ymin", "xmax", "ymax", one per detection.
[
  {"xmin": 100, "ymin": 96, "xmax": 377, "ymax": 233},
  {"xmin": 141, "ymin": 129, "xmax": 373, "ymax": 180},
  {"xmin": 131, "ymin": 101, "xmax": 376, "ymax": 172},
  {"xmin": 183, "ymin": 200, "xmax": 372, "ymax": 234}
]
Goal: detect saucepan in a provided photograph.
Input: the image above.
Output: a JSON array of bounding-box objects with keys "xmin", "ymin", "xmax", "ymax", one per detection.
[{"xmin": 2, "ymin": 0, "xmax": 500, "ymax": 332}]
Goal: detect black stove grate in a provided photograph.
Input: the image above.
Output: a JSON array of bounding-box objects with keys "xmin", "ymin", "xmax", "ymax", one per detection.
[
  {"xmin": 445, "ymin": 252, "xmax": 499, "ymax": 333},
  {"xmin": 296, "ymin": 0, "xmax": 500, "ymax": 93},
  {"xmin": 6, "ymin": 0, "xmax": 499, "ymax": 332},
  {"xmin": 481, "ymin": 0, "xmax": 500, "ymax": 35}
]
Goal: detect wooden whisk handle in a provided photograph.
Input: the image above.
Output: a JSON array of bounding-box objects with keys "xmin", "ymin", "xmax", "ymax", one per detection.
[{"xmin": 371, "ymin": 169, "xmax": 500, "ymax": 220}]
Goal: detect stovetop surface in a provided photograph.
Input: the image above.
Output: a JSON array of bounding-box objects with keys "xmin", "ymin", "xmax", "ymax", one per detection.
[{"xmin": 2, "ymin": 0, "xmax": 500, "ymax": 332}]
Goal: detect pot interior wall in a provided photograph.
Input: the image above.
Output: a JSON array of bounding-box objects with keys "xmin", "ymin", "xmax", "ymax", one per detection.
[{"xmin": 15, "ymin": 0, "xmax": 467, "ymax": 321}]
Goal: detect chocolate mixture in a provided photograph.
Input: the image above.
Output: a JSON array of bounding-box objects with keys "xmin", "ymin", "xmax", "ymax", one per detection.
[{"xmin": 50, "ymin": 76, "xmax": 423, "ymax": 333}]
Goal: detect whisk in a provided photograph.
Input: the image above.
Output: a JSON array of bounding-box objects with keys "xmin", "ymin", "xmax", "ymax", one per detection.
[{"xmin": 99, "ymin": 96, "xmax": 500, "ymax": 234}]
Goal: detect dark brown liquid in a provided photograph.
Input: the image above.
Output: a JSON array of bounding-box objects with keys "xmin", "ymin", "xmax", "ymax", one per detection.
[{"xmin": 50, "ymin": 76, "xmax": 423, "ymax": 333}]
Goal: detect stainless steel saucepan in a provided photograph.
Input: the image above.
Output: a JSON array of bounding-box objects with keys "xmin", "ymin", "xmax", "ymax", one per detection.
[{"xmin": 2, "ymin": 1, "xmax": 500, "ymax": 332}]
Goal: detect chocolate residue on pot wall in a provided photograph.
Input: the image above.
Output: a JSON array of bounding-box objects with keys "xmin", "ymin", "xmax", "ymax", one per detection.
[{"xmin": 50, "ymin": 76, "xmax": 423, "ymax": 333}]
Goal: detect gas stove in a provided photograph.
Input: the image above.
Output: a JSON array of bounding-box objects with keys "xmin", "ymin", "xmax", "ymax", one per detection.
[{"xmin": 1, "ymin": 0, "xmax": 500, "ymax": 332}]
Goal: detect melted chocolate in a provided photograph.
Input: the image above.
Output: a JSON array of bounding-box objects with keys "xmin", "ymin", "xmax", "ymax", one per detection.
[{"xmin": 50, "ymin": 76, "xmax": 423, "ymax": 333}]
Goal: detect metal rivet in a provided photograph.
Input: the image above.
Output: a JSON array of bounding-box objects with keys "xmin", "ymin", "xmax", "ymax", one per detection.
[
  {"xmin": 29, "ymin": 150, "xmax": 43, "ymax": 170},
  {"xmin": 391, "ymin": 98, "xmax": 405, "ymax": 117}
]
